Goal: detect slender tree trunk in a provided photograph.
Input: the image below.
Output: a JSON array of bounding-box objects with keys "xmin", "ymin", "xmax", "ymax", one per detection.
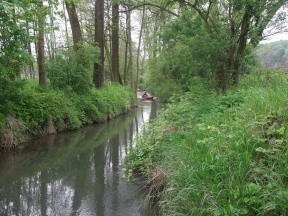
[
  {"xmin": 123, "ymin": 9, "xmax": 131, "ymax": 85},
  {"xmin": 232, "ymin": 7, "xmax": 251, "ymax": 86},
  {"xmin": 26, "ymin": 20, "xmax": 34, "ymax": 79},
  {"xmin": 123, "ymin": 16, "xmax": 128, "ymax": 85},
  {"xmin": 128, "ymin": 10, "xmax": 133, "ymax": 88},
  {"xmin": 105, "ymin": 1, "xmax": 113, "ymax": 81},
  {"xmin": 13, "ymin": 8, "xmax": 21, "ymax": 78},
  {"xmin": 45, "ymin": 34, "xmax": 52, "ymax": 59},
  {"xmin": 49, "ymin": 2, "xmax": 56, "ymax": 59},
  {"xmin": 94, "ymin": 0, "xmax": 105, "ymax": 88},
  {"xmin": 40, "ymin": 171, "xmax": 47, "ymax": 216},
  {"xmin": 37, "ymin": 0, "xmax": 46, "ymax": 87},
  {"xmin": 136, "ymin": 6, "xmax": 146, "ymax": 91},
  {"xmin": 152, "ymin": 13, "xmax": 159, "ymax": 58},
  {"xmin": 65, "ymin": 0, "xmax": 82, "ymax": 48},
  {"xmin": 63, "ymin": 0, "xmax": 70, "ymax": 48},
  {"xmin": 111, "ymin": 2, "xmax": 122, "ymax": 84},
  {"xmin": 104, "ymin": 42, "xmax": 112, "ymax": 79}
]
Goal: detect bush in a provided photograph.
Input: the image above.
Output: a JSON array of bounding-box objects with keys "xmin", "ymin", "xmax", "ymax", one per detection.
[{"xmin": 46, "ymin": 44, "xmax": 99, "ymax": 94}]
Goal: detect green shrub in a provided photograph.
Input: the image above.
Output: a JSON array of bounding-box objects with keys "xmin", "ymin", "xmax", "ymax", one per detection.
[{"xmin": 46, "ymin": 44, "xmax": 99, "ymax": 94}]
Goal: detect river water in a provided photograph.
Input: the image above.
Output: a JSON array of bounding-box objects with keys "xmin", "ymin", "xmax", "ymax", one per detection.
[{"xmin": 0, "ymin": 101, "xmax": 160, "ymax": 216}]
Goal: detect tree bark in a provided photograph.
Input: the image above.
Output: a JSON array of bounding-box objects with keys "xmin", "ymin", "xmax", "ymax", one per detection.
[
  {"xmin": 111, "ymin": 2, "xmax": 122, "ymax": 85},
  {"xmin": 63, "ymin": 0, "xmax": 70, "ymax": 48},
  {"xmin": 127, "ymin": 9, "xmax": 133, "ymax": 88},
  {"xmin": 26, "ymin": 20, "xmax": 35, "ymax": 79},
  {"xmin": 124, "ymin": 9, "xmax": 132, "ymax": 85},
  {"xmin": 37, "ymin": 0, "xmax": 46, "ymax": 87},
  {"xmin": 65, "ymin": 0, "xmax": 83, "ymax": 48},
  {"xmin": 94, "ymin": 0, "xmax": 105, "ymax": 88},
  {"xmin": 136, "ymin": 6, "xmax": 146, "ymax": 91}
]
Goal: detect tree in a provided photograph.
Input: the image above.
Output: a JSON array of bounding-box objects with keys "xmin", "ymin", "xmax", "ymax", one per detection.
[
  {"xmin": 111, "ymin": 0, "xmax": 123, "ymax": 85},
  {"xmin": 94, "ymin": 0, "xmax": 105, "ymax": 88},
  {"xmin": 142, "ymin": 0, "xmax": 288, "ymax": 94},
  {"xmin": 182, "ymin": 0, "xmax": 288, "ymax": 92},
  {"xmin": 0, "ymin": 0, "xmax": 31, "ymax": 80},
  {"xmin": 65, "ymin": 0, "xmax": 83, "ymax": 48},
  {"xmin": 123, "ymin": 8, "xmax": 133, "ymax": 86},
  {"xmin": 37, "ymin": 0, "xmax": 46, "ymax": 87}
]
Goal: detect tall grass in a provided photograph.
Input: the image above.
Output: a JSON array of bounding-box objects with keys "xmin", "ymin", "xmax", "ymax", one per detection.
[{"xmin": 126, "ymin": 68, "xmax": 288, "ymax": 215}]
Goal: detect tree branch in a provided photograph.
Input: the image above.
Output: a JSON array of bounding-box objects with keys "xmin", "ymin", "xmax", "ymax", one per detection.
[{"xmin": 120, "ymin": 2, "xmax": 179, "ymax": 17}]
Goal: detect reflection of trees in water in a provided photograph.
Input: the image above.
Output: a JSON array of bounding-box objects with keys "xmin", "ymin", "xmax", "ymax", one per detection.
[
  {"xmin": 71, "ymin": 152, "xmax": 90, "ymax": 216},
  {"xmin": 111, "ymin": 134, "xmax": 120, "ymax": 215},
  {"xmin": 150, "ymin": 101, "xmax": 158, "ymax": 120},
  {"xmin": 40, "ymin": 170, "xmax": 48, "ymax": 216},
  {"xmin": 0, "ymin": 101, "xmax": 160, "ymax": 215},
  {"xmin": 94, "ymin": 142, "xmax": 105, "ymax": 216}
]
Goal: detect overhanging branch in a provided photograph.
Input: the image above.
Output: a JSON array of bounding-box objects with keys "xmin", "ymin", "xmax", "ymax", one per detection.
[{"xmin": 120, "ymin": 2, "xmax": 179, "ymax": 17}]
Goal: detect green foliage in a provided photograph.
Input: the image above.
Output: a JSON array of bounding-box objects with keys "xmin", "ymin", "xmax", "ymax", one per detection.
[
  {"xmin": 126, "ymin": 68, "xmax": 288, "ymax": 215},
  {"xmin": 0, "ymin": 1, "xmax": 32, "ymax": 79},
  {"xmin": 46, "ymin": 43, "xmax": 99, "ymax": 94},
  {"xmin": 0, "ymin": 80, "xmax": 135, "ymax": 147},
  {"xmin": 144, "ymin": 10, "xmax": 240, "ymax": 99},
  {"xmin": 143, "ymin": 57, "xmax": 182, "ymax": 101}
]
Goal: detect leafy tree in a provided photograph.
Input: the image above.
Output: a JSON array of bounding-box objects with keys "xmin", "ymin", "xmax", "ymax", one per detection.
[
  {"xmin": 0, "ymin": 0, "xmax": 31, "ymax": 80},
  {"xmin": 143, "ymin": 0, "xmax": 288, "ymax": 95}
]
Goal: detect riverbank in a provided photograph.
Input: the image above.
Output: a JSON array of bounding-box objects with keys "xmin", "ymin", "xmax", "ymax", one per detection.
[
  {"xmin": 126, "ymin": 69, "xmax": 288, "ymax": 215},
  {"xmin": 0, "ymin": 82, "xmax": 135, "ymax": 148}
]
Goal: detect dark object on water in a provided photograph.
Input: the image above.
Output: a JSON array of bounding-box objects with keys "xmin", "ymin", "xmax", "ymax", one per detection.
[{"xmin": 142, "ymin": 94, "xmax": 155, "ymax": 100}]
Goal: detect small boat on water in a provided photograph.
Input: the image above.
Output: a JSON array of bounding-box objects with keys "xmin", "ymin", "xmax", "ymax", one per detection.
[
  {"xmin": 141, "ymin": 95, "xmax": 155, "ymax": 100},
  {"xmin": 137, "ymin": 90, "xmax": 156, "ymax": 101}
]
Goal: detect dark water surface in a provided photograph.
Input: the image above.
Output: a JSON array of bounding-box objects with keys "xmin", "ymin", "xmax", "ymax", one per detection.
[{"xmin": 0, "ymin": 101, "xmax": 161, "ymax": 216}]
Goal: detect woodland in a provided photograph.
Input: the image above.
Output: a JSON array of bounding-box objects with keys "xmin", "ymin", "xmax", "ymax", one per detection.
[
  {"xmin": 1, "ymin": 0, "xmax": 288, "ymax": 214},
  {"xmin": 257, "ymin": 40, "xmax": 288, "ymax": 68}
]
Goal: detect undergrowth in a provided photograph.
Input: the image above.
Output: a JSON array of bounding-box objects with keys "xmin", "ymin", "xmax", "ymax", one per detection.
[
  {"xmin": 125, "ymin": 68, "xmax": 288, "ymax": 215},
  {"xmin": 0, "ymin": 81, "xmax": 135, "ymax": 147}
]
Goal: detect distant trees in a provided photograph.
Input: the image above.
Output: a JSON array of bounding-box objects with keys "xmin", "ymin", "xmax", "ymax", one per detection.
[{"xmin": 257, "ymin": 40, "xmax": 288, "ymax": 68}]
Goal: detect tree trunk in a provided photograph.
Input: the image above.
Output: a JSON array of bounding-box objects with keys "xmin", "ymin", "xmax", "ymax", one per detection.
[
  {"xmin": 63, "ymin": 0, "xmax": 70, "ymax": 48},
  {"xmin": 127, "ymin": 9, "xmax": 133, "ymax": 88},
  {"xmin": 26, "ymin": 20, "xmax": 35, "ymax": 79},
  {"xmin": 123, "ymin": 11, "xmax": 129, "ymax": 85},
  {"xmin": 94, "ymin": 0, "xmax": 105, "ymax": 88},
  {"xmin": 65, "ymin": 0, "xmax": 82, "ymax": 48},
  {"xmin": 111, "ymin": 2, "xmax": 122, "ymax": 85},
  {"xmin": 49, "ymin": 2, "xmax": 56, "ymax": 59},
  {"xmin": 232, "ymin": 7, "xmax": 252, "ymax": 86},
  {"xmin": 12, "ymin": 8, "xmax": 21, "ymax": 78},
  {"xmin": 136, "ymin": 6, "xmax": 146, "ymax": 91},
  {"xmin": 37, "ymin": 0, "xmax": 46, "ymax": 87}
]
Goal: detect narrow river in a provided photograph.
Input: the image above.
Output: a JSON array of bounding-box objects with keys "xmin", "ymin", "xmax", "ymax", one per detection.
[{"xmin": 0, "ymin": 101, "xmax": 160, "ymax": 216}]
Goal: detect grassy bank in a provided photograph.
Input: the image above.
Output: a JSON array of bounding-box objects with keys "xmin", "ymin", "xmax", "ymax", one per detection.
[
  {"xmin": 126, "ymin": 69, "xmax": 288, "ymax": 215},
  {"xmin": 0, "ymin": 81, "xmax": 135, "ymax": 148}
]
